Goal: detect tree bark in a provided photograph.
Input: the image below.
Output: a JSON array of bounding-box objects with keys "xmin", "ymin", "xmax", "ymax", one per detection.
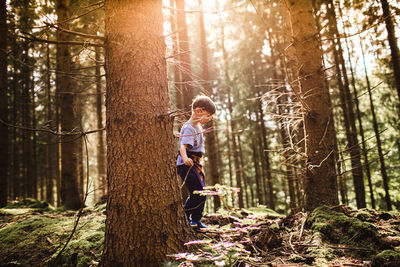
[
  {"xmin": 45, "ymin": 36, "xmax": 54, "ymax": 205},
  {"xmin": 101, "ymin": 1, "xmax": 193, "ymax": 265},
  {"xmin": 251, "ymin": 137, "xmax": 263, "ymax": 205},
  {"xmin": 337, "ymin": 2, "xmax": 375, "ymax": 208},
  {"xmin": 257, "ymin": 100, "xmax": 275, "ymax": 210},
  {"xmin": 325, "ymin": 0, "xmax": 365, "ymax": 208},
  {"xmin": 95, "ymin": 46, "xmax": 106, "ymax": 202},
  {"xmin": 284, "ymin": 0, "xmax": 338, "ymax": 210},
  {"xmin": 380, "ymin": 0, "xmax": 400, "ymax": 108},
  {"xmin": 176, "ymin": 0, "xmax": 194, "ymax": 110},
  {"xmin": 360, "ymin": 35, "xmax": 392, "ymax": 210},
  {"xmin": 169, "ymin": 0, "xmax": 183, "ymax": 111},
  {"xmin": 56, "ymin": 0, "xmax": 83, "ymax": 210},
  {"xmin": 0, "ymin": 0, "xmax": 8, "ymax": 207}
]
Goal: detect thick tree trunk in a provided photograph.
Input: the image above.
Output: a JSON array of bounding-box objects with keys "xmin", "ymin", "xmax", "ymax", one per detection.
[
  {"xmin": 284, "ymin": 0, "xmax": 338, "ymax": 210},
  {"xmin": 380, "ymin": 0, "xmax": 400, "ymax": 106},
  {"xmin": 56, "ymin": 0, "xmax": 83, "ymax": 210},
  {"xmin": 101, "ymin": 1, "xmax": 193, "ymax": 265},
  {"xmin": 95, "ymin": 47, "xmax": 106, "ymax": 202},
  {"xmin": 0, "ymin": 0, "xmax": 8, "ymax": 207},
  {"xmin": 176, "ymin": 0, "xmax": 194, "ymax": 110}
]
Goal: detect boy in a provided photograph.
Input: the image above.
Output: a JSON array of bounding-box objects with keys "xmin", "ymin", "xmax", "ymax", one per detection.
[{"xmin": 177, "ymin": 95, "xmax": 216, "ymax": 229}]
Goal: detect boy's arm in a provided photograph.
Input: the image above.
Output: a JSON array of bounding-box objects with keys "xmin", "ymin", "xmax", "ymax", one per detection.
[{"xmin": 180, "ymin": 144, "xmax": 193, "ymax": 166}]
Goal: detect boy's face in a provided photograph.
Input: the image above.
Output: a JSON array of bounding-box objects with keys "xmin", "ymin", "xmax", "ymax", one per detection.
[{"xmin": 195, "ymin": 108, "xmax": 214, "ymax": 125}]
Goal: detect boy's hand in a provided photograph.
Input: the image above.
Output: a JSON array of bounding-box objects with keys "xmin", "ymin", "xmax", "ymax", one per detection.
[{"xmin": 183, "ymin": 157, "xmax": 193, "ymax": 166}]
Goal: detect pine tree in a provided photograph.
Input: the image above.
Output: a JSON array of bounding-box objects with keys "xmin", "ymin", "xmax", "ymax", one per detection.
[{"xmin": 101, "ymin": 1, "xmax": 192, "ymax": 265}]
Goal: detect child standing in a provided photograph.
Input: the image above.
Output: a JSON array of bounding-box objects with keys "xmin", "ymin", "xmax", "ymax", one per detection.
[{"xmin": 177, "ymin": 95, "xmax": 216, "ymax": 229}]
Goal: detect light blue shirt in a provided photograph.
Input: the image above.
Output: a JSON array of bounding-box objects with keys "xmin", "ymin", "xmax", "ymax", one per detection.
[{"xmin": 176, "ymin": 122, "xmax": 205, "ymax": 166}]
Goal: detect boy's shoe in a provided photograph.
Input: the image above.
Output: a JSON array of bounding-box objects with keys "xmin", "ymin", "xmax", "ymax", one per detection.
[
  {"xmin": 188, "ymin": 220, "xmax": 198, "ymax": 228},
  {"xmin": 193, "ymin": 220, "xmax": 208, "ymax": 229}
]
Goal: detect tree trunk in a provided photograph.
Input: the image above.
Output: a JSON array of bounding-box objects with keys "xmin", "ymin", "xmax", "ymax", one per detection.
[
  {"xmin": 95, "ymin": 46, "xmax": 106, "ymax": 203},
  {"xmin": 380, "ymin": 0, "xmax": 400, "ymax": 107},
  {"xmin": 199, "ymin": 0, "xmax": 220, "ymax": 211},
  {"xmin": 101, "ymin": 1, "xmax": 193, "ymax": 265},
  {"xmin": 284, "ymin": 0, "xmax": 338, "ymax": 210},
  {"xmin": 21, "ymin": 37, "xmax": 33, "ymax": 199},
  {"xmin": 169, "ymin": 0, "xmax": 183, "ymax": 111},
  {"xmin": 225, "ymin": 114, "xmax": 235, "ymax": 207},
  {"xmin": 251, "ymin": 136, "xmax": 263, "ymax": 205},
  {"xmin": 45, "ymin": 37, "xmax": 54, "ymax": 205},
  {"xmin": 176, "ymin": 0, "xmax": 194, "ymax": 110},
  {"xmin": 360, "ymin": 35, "xmax": 392, "ymax": 210},
  {"xmin": 56, "ymin": 0, "xmax": 83, "ymax": 210},
  {"xmin": 238, "ymin": 135, "xmax": 249, "ymax": 208},
  {"xmin": 337, "ymin": 2, "xmax": 375, "ymax": 208},
  {"xmin": 257, "ymin": 100, "xmax": 275, "ymax": 210},
  {"xmin": 0, "ymin": 0, "xmax": 8, "ymax": 207},
  {"xmin": 31, "ymin": 77, "xmax": 38, "ymax": 199},
  {"xmin": 325, "ymin": 0, "xmax": 365, "ymax": 208}
]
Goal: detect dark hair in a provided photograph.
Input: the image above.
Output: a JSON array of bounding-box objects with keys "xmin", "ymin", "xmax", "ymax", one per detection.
[{"xmin": 192, "ymin": 95, "xmax": 216, "ymax": 114}]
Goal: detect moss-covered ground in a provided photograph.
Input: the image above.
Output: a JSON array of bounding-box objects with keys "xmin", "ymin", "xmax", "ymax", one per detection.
[
  {"xmin": 0, "ymin": 200, "xmax": 105, "ymax": 267},
  {"xmin": 1, "ymin": 200, "xmax": 399, "ymax": 266}
]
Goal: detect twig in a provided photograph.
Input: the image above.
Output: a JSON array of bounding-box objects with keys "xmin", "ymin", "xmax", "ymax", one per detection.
[{"xmin": 0, "ymin": 118, "xmax": 104, "ymax": 136}]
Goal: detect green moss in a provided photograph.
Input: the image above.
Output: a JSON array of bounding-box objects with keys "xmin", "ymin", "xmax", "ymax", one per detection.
[
  {"xmin": 5, "ymin": 198, "xmax": 52, "ymax": 211},
  {"xmin": 0, "ymin": 209, "xmax": 105, "ymax": 267},
  {"xmin": 354, "ymin": 209, "xmax": 374, "ymax": 221},
  {"xmin": 372, "ymin": 250, "xmax": 400, "ymax": 267},
  {"xmin": 242, "ymin": 206, "xmax": 284, "ymax": 219},
  {"xmin": 307, "ymin": 206, "xmax": 379, "ymax": 257},
  {"xmin": 306, "ymin": 245, "xmax": 337, "ymax": 266}
]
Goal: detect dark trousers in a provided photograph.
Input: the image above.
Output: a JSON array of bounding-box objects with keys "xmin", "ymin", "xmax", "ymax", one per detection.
[{"xmin": 177, "ymin": 164, "xmax": 206, "ymax": 222}]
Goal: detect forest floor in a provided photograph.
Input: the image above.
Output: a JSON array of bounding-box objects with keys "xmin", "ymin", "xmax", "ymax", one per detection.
[{"xmin": 1, "ymin": 199, "xmax": 400, "ymax": 267}]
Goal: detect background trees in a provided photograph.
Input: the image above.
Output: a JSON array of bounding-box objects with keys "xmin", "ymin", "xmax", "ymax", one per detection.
[{"xmin": 1, "ymin": 0, "xmax": 400, "ymax": 214}]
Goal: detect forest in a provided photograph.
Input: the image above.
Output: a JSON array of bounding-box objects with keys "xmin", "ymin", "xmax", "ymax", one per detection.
[{"xmin": 0, "ymin": 0, "xmax": 400, "ymax": 266}]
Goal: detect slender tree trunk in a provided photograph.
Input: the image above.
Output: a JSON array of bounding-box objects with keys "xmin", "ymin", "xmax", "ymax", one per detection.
[
  {"xmin": 21, "ymin": 40, "xmax": 32, "ymax": 199},
  {"xmin": 0, "ymin": 0, "xmax": 8, "ymax": 207},
  {"xmin": 338, "ymin": 3, "xmax": 375, "ymax": 208},
  {"xmin": 225, "ymin": 114, "xmax": 235, "ymax": 207},
  {"xmin": 11, "ymin": 40, "xmax": 20, "ymax": 200},
  {"xmin": 257, "ymin": 100, "xmax": 275, "ymax": 210},
  {"xmin": 56, "ymin": 0, "xmax": 83, "ymax": 209},
  {"xmin": 284, "ymin": 0, "xmax": 338, "ymax": 210},
  {"xmin": 380, "ymin": 0, "xmax": 400, "ymax": 107},
  {"xmin": 238, "ymin": 135, "xmax": 249, "ymax": 208},
  {"xmin": 31, "ymin": 79, "xmax": 38, "ymax": 199},
  {"xmin": 45, "ymin": 37, "xmax": 54, "ymax": 205},
  {"xmin": 360, "ymin": 35, "xmax": 392, "ymax": 210},
  {"xmin": 176, "ymin": 0, "xmax": 194, "ymax": 110},
  {"xmin": 77, "ymin": 100, "xmax": 84, "ymax": 201},
  {"xmin": 95, "ymin": 47, "xmax": 106, "ymax": 202},
  {"xmin": 325, "ymin": 0, "xmax": 365, "ymax": 208},
  {"xmin": 101, "ymin": 1, "xmax": 193, "ymax": 265},
  {"xmin": 227, "ymin": 93, "xmax": 244, "ymax": 208},
  {"xmin": 199, "ymin": 0, "xmax": 220, "ymax": 211},
  {"xmin": 251, "ymin": 136, "xmax": 263, "ymax": 205},
  {"xmin": 169, "ymin": 0, "xmax": 183, "ymax": 112}
]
